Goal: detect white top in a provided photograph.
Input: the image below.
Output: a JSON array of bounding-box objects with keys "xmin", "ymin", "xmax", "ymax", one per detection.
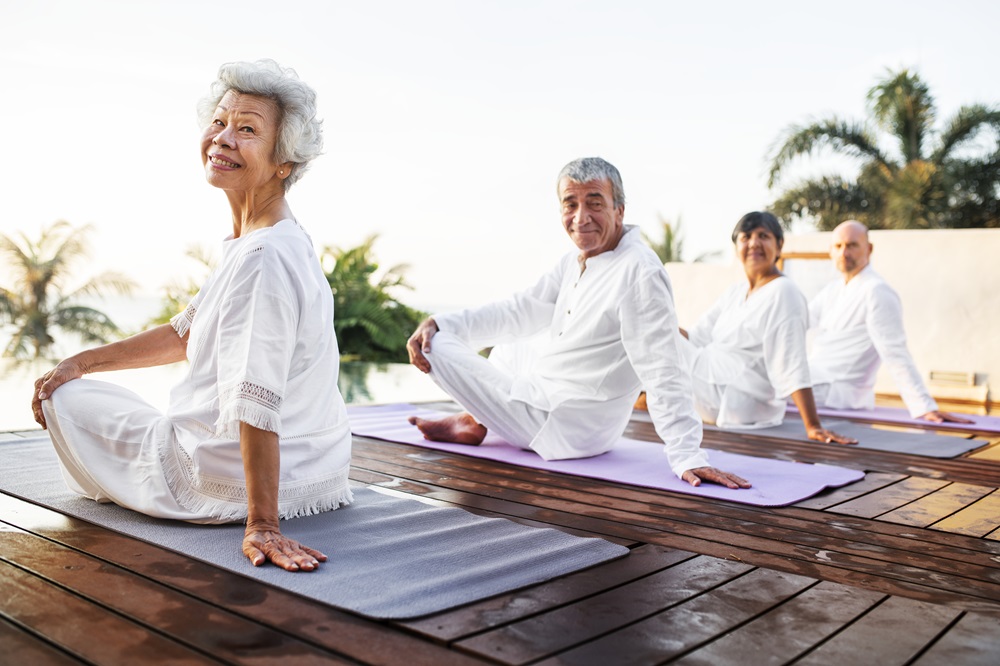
[
  {"xmin": 808, "ymin": 265, "xmax": 937, "ymax": 417},
  {"xmin": 688, "ymin": 276, "xmax": 812, "ymax": 428},
  {"xmin": 167, "ymin": 219, "xmax": 352, "ymax": 521},
  {"xmin": 434, "ymin": 225, "xmax": 707, "ymax": 478}
]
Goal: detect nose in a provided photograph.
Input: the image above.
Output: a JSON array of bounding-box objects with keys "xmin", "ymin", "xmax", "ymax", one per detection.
[
  {"xmin": 213, "ymin": 124, "xmax": 236, "ymax": 149},
  {"xmin": 574, "ymin": 207, "xmax": 589, "ymax": 227}
]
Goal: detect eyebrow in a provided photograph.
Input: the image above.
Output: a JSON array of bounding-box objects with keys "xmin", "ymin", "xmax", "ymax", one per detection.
[{"xmin": 215, "ymin": 105, "xmax": 267, "ymax": 120}]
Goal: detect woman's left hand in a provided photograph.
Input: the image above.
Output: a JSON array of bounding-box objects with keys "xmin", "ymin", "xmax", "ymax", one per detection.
[
  {"xmin": 242, "ymin": 526, "xmax": 328, "ymax": 572},
  {"xmin": 807, "ymin": 426, "xmax": 858, "ymax": 445}
]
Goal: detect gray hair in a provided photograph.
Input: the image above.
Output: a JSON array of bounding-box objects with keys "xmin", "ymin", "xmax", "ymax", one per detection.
[
  {"xmin": 556, "ymin": 157, "xmax": 626, "ymax": 207},
  {"xmin": 197, "ymin": 59, "xmax": 323, "ymax": 191}
]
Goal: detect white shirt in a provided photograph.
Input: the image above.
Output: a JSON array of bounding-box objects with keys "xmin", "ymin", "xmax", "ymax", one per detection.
[
  {"xmin": 167, "ymin": 219, "xmax": 353, "ymax": 520},
  {"xmin": 688, "ymin": 276, "xmax": 812, "ymax": 428},
  {"xmin": 434, "ymin": 225, "xmax": 707, "ymax": 477},
  {"xmin": 808, "ymin": 265, "xmax": 937, "ymax": 417}
]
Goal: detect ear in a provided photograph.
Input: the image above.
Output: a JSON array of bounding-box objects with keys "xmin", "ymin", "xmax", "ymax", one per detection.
[{"xmin": 276, "ymin": 163, "xmax": 294, "ymax": 180}]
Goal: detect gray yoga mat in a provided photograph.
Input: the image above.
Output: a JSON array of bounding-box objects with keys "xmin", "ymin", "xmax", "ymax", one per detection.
[
  {"xmin": 703, "ymin": 416, "xmax": 986, "ymax": 458},
  {"xmin": 0, "ymin": 436, "xmax": 628, "ymax": 619}
]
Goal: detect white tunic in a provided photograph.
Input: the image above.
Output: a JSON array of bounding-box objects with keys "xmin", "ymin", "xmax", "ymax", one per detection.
[
  {"xmin": 808, "ymin": 265, "xmax": 937, "ymax": 417},
  {"xmin": 686, "ymin": 276, "xmax": 812, "ymax": 429},
  {"xmin": 434, "ymin": 225, "xmax": 707, "ymax": 477},
  {"xmin": 45, "ymin": 219, "xmax": 353, "ymax": 523}
]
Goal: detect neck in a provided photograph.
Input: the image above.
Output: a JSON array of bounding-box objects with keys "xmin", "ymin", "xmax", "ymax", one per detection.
[
  {"xmin": 746, "ymin": 267, "xmax": 781, "ymax": 293},
  {"xmin": 226, "ymin": 184, "xmax": 292, "ymax": 238}
]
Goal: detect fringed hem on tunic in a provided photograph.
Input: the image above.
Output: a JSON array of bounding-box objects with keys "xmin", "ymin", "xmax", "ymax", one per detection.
[
  {"xmin": 214, "ymin": 398, "xmax": 283, "ymax": 440},
  {"xmin": 159, "ymin": 437, "xmax": 353, "ymax": 523}
]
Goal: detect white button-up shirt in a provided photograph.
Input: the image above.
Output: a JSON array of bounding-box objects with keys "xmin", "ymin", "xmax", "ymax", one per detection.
[
  {"xmin": 808, "ymin": 265, "xmax": 937, "ymax": 417},
  {"xmin": 434, "ymin": 225, "xmax": 707, "ymax": 477}
]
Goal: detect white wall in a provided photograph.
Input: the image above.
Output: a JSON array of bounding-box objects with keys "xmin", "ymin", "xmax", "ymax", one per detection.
[{"xmin": 665, "ymin": 228, "xmax": 1000, "ymax": 402}]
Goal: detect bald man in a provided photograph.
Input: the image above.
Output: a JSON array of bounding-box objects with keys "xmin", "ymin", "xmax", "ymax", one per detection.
[{"xmin": 807, "ymin": 221, "xmax": 971, "ymax": 424}]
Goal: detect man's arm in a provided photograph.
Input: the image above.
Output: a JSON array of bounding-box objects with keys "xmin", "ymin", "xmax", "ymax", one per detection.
[
  {"xmin": 865, "ymin": 284, "xmax": 962, "ymax": 420},
  {"xmin": 619, "ymin": 272, "xmax": 749, "ymax": 489}
]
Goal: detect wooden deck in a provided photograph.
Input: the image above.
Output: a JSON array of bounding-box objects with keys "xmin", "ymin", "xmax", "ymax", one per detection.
[{"xmin": 3, "ymin": 405, "xmax": 1000, "ymax": 665}]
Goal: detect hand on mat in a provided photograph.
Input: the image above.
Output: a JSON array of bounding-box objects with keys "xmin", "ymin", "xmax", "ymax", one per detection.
[
  {"xmin": 407, "ymin": 317, "xmax": 439, "ymax": 373},
  {"xmin": 682, "ymin": 467, "xmax": 751, "ymax": 489},
  {"xmin": 807, "ymin": 427, "xmax": 858, "ymax": 446},
  {"xmin": 920, "ymin": 410, "xmax": 975, "ymax": 425},
  {"xmin": 243, "ymin": 526, "xmax": 328, "ymax": 572},
  {"xmin": 31, "ymin": 357, "xmax": 87, "ymax": 428}
]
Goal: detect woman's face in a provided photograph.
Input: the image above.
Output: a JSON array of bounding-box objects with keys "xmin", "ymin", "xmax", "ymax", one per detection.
[
  {"xmin": 735, "ymin": 226, "xmax": 782, "ymax": 277},
  {"xmin": 201, "ymin": 90, "xmax": 286, "ymax": 193}
]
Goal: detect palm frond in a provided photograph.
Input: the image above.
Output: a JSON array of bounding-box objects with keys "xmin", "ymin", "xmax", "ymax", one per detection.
[{"xmin": 767, "ymin": 119, "xmax": 891, "ymax": 188}]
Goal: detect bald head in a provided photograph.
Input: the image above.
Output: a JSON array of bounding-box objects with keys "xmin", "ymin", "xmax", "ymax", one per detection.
[{"xmin": 830, "ymin": 220, "xmax": 873, "ymax": 280}]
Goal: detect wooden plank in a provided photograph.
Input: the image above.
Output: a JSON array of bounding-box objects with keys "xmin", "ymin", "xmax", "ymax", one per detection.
[
  {"xmin": 0, "ymin": 493, "xmax": 489, "ymax": 666},
  {"xmin": 0, "ymin": 528, "xmax": 356, "ymax": 665},
  {"xmin": 0, "ymin": 559, "xmax": 221, "ymax": 665},
  {"xmin": 668, "ymin": 580, "xmax": 884, "ymax": 665},
  {"xmin": 966, "ymin": 440, "xmax": 1000, "ymax": 461},
  {"xmin": 455, "ymin": 555, "xmax": 753, "ymax": 664},
  {"xmin": 931, "ymin": 490, "xmax": 1000, "ymax": 537},
  {"xmin": 0, "ymin": 618, "xmax": 82, "ymax": 666},
  {"xmin": 397, "ymin": 544, "xmax": 695, "ymax": 641},
  {"xmin": 794, "ymin": 596, "xmax": 960, "ymax": 665},
  {"xmin": 878, "ymin": 482, "xmax": 995, "ymax": 527},
  {"xmin": 912, "ymin": 611, "xmax": 1000, "ymax": 665},
  {"xmin": 825, "ymin": 477, "xmax": 950, "ymax": 519},
  {"xmin": 793, "ymin": 471, "xmax": 908, "ymax": 510},
  {"xmin": 533, "ymin": 568, "xmax": 816, "ymax": 666}
]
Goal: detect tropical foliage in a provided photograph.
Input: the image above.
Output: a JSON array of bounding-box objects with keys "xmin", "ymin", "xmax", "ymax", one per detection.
[
  {"xmin": 642, "ymin": 214, "xmax": 720, "ymax": 263},
  {"xmin": 147, "ymin": 245, "xmax": 215, "ymax": 327},
  {"xmin": 323, "ymin": 234, "xmax": 425, "ymax": 362},
  {"xmin": 768, "ymin": 68, "xmax": 1000, "ymax": 230},
  {"xmin": 0, "ymin": 221, "xmax": 134, "ymax": 361}
]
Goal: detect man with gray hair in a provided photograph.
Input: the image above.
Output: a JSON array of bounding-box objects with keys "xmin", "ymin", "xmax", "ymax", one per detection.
[
  {"xmin": 809, "ymin": 220, "xmax": 971, "ymax": 424},
  {"xmin": 406, "ymin": 157, "xmax": 749, "ymax": 488}
]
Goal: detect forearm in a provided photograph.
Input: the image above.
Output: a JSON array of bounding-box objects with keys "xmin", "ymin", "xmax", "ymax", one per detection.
[
  {"xmin": 72, "ymin": 324, "xmax": 188, "ymax": 374},
  {"xmin": 790, "ymin": 387, "xmax": 822, "ymax": 430},
  {"xmin": 240, "ymin": 422, "xmax": 281, "ymax": 529}
]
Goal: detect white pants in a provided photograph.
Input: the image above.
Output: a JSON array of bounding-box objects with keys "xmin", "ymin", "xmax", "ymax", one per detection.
[
  {"xmin": 43, "ymin": 379, "xmax": 230, "ymax": 524},
  {"xmin": 424, "ymin": 332, "xmax": 547, "ymax": 449}
]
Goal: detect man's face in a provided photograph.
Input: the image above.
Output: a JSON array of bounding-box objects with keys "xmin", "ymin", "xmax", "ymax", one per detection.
[
  {"xmin": 830, "ymin": 222, "xmax": 873, "ymax": 279},
  {"xmin": 559, "ymin": 178, "xmax": 624, "ymax": 260}
]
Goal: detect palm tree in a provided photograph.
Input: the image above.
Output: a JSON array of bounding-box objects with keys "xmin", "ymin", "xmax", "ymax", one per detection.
[
  {"xmin": 768, "ymin": 68, "xmax": 1000, "ymax": 230},
  {"xmin": 642, "ymin": 214, "xmax": 720, "ymax": 263},
  {"xmin": 323, "ymin": 234, "xmax": 425, "ymax": 363},
  {"xmin": 146, "ymin": 245, "xmax": 216, "ymax": 327},
  {"xmin": 0, "ymin": 221, "xmax": 135, "ymax": 360}
]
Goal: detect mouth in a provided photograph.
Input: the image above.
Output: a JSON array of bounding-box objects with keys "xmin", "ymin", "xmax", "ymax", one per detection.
[{"xmin": 209, "ymin": 154, "xmax": 241, "ymax": 169}]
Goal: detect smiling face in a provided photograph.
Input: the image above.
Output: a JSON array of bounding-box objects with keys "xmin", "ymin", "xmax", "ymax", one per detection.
[
  {"xmin": 559, "ymin": 177, "xmax": 624, "ymax": 260},
  {"xmin": 830, "ymin": 220, "xmax": 873, "ymax": 280},
  {"xmin": 735, "ymin": 225, "xmax": 782, "ymax": 279},
  {"xmin": 200, "ymin": 90, "xmax": 288, "ymax": 193}
]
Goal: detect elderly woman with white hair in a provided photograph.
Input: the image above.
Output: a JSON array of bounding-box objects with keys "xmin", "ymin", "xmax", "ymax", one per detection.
[{"xmin": 31, "ymin": 60, "xmax": 350, "ymax": 572}]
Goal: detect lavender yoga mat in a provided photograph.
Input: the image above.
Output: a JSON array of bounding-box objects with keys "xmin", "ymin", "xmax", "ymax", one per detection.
[
  {"xmin": 348, "ymin": 404, "xmax": 865, "ymax": 507},
  {"xmin": 787, "ymin": 404, "xmax": 1000, "ymax": 434}
]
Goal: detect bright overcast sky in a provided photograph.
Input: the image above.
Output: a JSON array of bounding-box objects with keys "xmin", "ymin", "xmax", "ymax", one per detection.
[{"xmin": 2, "ymin": 0, "xmax": 998, "ymax": 313}]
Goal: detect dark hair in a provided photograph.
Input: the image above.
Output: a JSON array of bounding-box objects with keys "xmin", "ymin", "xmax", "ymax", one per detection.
[{"xmin": 731, "ymin": 211, "xmax": 784, "ymax": 245}]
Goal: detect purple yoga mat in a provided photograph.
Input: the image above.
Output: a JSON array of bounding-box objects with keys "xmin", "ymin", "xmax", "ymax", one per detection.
[
  {"xmin": 348, "ymin": 404, "xmax": 865, "ymax": 507},
  {"xmin": 787, "ymin": 405, "xmax": 1000, "ymax": 434}
]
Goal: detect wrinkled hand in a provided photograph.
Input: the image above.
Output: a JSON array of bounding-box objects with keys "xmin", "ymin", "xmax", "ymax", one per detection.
[
  {"xmin": 681, "ymin": 466, "xmax": 751, "ymax": 489},
  {"xmin": 242, "ymin": 526, "xmax": 327, "ymax": 572},
  {"xmin": 32, "ymin": 358, "xmax": 87, "ymax": 429},
  {"xmin": 807, "ymin": 426, "xmax": 858, "ymax": 445},
  {"xmin": 920, "ymin": 410, "xmax": 975, "ymax": 424},
  {"xmin": 406, "ymin": 318, "xmax": 439, "ymax": 373}
]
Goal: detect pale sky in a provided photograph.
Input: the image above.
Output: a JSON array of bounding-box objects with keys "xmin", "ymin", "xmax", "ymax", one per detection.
[{"xmin": 2, "ymin": 0, "xmax": 998, "ymax": 315}]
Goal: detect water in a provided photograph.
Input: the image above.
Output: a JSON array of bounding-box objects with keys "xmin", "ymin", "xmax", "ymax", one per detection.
[{"xmin": 0, "ymin": 294, "xmax": 448, "ymax": 431}]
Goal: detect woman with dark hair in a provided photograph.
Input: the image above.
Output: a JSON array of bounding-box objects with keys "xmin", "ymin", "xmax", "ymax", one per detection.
[
  {"xmin": 31, "ymin": 60, "xmax": 351, "ymax": 571},
  {"xmin": 680, "ymin": 212, "xmax": 855, "ymax": 444}
]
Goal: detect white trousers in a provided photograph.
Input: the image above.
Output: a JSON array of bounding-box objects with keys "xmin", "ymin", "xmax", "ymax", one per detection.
[
  {"xmin": 42, "ymin": 378, "xmax": 229, "ymax": 524},
  {"xmin": 424, "ymin": 332, "xmax": 547, "ymax": 449}
]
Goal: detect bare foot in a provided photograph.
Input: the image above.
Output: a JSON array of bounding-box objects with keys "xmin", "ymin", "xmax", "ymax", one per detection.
[{"xmin": 408, "ymin": 413, "xmax": 487, "ymax": 445}]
